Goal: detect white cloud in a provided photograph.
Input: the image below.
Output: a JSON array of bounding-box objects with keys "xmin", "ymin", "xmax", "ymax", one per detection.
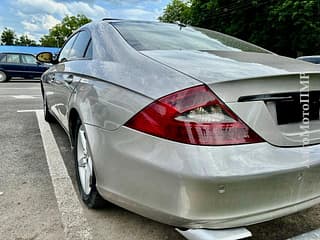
[
  {"xmin": 22, "ymin": 14, "xmax": 60, "ymax": 32},
  {"xmin": 119, "ymin": 8, "xmax": 157, "ymax": 20},
  {"xmin": 15, "ymin": 0, "xmax": 108, "ymax": 19},
  {"xmin": 11, "ymin": 0, "xmax": 109, "ymax": 41},
  {"xmin": 15, "ymin": 0, "xmax": 70, "ymax": 16},
  {"xmin": 3, "ymin": 0, "xmax": 168, "ymax": 42},
  {"xmin": 65, "ymin": 2, "xmax": 108, "ymax": 19},
  {"xmin": 103, "ymin": 0, "xmax": 163, "ymax": 5},
  {"xmin": 43, "ymin": 15, "xmax": 61, "ymax": 29},
  {"xmin": 22, "ymin": 21, "xmax": 40, "ymax": 32}
]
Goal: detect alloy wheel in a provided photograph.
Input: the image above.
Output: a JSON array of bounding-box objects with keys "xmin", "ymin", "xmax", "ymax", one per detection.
[
  {"xmin": 0, "ymin": 71, "xmax": 7, "ymax": 82},
  {"xmin": 77, "ymin": 125, "xmax": 93, "ymax": 195}
]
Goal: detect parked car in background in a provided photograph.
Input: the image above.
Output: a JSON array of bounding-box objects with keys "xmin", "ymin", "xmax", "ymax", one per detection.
[
  {"xmin": 297, "ymin": 55, "xmax": 320, "ymax": 64},
  {"xmin": 36, "ymin": 19, "xmax": 320, "ymax": 239},
  {"xmin": 0, "ymin": 52, "xmax": 49, "ymax": 82}
]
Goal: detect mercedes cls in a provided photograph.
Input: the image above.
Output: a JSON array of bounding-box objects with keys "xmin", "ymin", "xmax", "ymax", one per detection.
[{"xmin": 36, "ymin": 19, "xmax": 320, "ymax": 234}]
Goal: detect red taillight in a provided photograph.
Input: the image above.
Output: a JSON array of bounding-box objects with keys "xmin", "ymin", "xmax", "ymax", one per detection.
[{"xmin": 125, "ymin": 85, "xmax": 263, "ymax": 145}]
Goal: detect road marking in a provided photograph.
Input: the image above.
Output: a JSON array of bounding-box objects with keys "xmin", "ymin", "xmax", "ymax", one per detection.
[
  {"xmin": 12, "ymin": 95, "xmax": 40, "ymax": 99},
  {"xmin": 288, "ymin": 228, "xmax": 320, "ymax": 240},
  {"xmin": 0, "ymin": 88, "xmax": 40, "ymax": 90},
  {"xmin": 17, "ymin": 109, "xmax": 43, "ymax": 113},
  {"xmin": 19, "ymin": 109, "xmax": 93, "ymax": 240}
]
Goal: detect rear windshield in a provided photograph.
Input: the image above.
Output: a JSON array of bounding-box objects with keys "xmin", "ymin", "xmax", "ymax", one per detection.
[
  {"xmin": 112, "ymin": 21, "xmax": 270, "ymax": 53},
  {"xmin": 302, "ymin": 58, "xmax": 320, "ymax": 64}
]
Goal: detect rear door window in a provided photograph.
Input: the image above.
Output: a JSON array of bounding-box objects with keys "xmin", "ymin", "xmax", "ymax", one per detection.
[
  {"xmin": 21, "ymin": 55, "xmax": 37, "ymax": 64},
  {"xmin": 58, "ymin": 33, "xmax": 79, "ymax": 62},
  {"xmin": 0, "ymin": 54, "xmax": 6, "ymax": 62},
  {"xmin": 6, "ymin": 54, "xmax": 20, "ymax": 63},
  {"xmin": 69, "ymin": 31, "xmax": 91, "ymax": 60}
]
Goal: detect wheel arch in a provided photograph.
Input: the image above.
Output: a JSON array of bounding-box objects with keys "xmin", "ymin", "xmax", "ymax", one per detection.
[
  {"xmin": 69, "ymin": 108, "xmax": 81, "ymax": 147},
  {"xmin": 40, "ymin": 81, "xmax": 44, "ymax": 98},
  {"xmin": 70, "ymin": 107, "xmax": 106, "ymax": 208},
  {"xmin": 0, "ymin": 69, "xmax": 9, "ymax": 82}
]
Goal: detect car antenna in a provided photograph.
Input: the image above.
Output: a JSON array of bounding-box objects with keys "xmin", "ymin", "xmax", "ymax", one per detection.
[{"xmin": 175, "ymin": 21, "xmax": 187, "ymax": 30}]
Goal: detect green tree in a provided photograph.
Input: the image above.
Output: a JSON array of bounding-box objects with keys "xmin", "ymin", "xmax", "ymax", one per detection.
[
  {"xmin": 267, "ymin": 0, "xmax": 320, "ymax": 57},
  {"xmin": 16, "ymin": 34, "xmax": 37, "ymax": 46},
  {"xmin": 1, "ymin": 28, "xmax": 17, "ymax": 45},
  {"xmin": 189, "ymin": 0, "xmax": 275, "ymax": 50},
  {"xmin": 40, "ymin": 14, "xmax": 91, "ymax": 47},
  {"xmin": 159, "ymin": 0, "xmax": 320, "ymax": 57},
  {"xmin": 159, "ymin": 0, "xmax": 191, "ymax": 24}
]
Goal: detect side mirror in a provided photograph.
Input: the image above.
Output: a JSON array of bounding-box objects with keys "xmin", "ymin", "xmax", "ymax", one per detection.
[{"xmin": 36, "ymin": 52, "xmax": 54, "ymax": 64}]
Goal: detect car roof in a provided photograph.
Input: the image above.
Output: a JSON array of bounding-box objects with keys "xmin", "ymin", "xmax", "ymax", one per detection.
[
  {"xmin": 101, "ymin": 18, "xmax": 160, "ymax": 24},
  {"xmin": 82, "ymin": 19, "xmax": 161, "ymax": 33}
]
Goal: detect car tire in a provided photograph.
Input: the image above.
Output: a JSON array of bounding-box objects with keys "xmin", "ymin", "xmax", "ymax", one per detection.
[
  {"xmin": 74, "ymin": 120, "xmax": 106, "ymax": 208},
  {"xmin": 43, "ymin": 99, "xmax": 56, "ymax": 123},
  {"xmin": 0, "ymin": 71, "xmax": 8, "ymax": 82}
]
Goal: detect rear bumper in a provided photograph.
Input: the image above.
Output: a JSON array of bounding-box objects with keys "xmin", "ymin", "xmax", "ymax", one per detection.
[{"xmin": 85, "ymin": 124, "xmax": 320, "ymax": 229}]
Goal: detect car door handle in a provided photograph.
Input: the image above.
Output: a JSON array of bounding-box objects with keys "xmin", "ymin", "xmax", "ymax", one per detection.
[
  {"xmin": 49, "ymin": 76, "xmax": 55, "ymax": 83},
  {"xmin": 64, "ymin": 74, "xmax": 74, "ymax": 84}
]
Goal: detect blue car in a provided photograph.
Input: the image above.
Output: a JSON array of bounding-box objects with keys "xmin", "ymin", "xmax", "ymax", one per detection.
[{"xmin": 0, "ymin": 52, "xmax": 49, "ymax": 82}]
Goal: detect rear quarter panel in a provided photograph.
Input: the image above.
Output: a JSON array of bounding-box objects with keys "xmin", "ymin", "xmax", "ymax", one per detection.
[
  {"xmin": 70, "ymin": 76, "xmax": 153, "ymax": 131},
  {"xmin": 66, "ymin": 22, "xmax": 202, "ymax": 130}
]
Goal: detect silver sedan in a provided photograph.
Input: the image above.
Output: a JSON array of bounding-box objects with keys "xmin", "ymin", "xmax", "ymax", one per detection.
[{"xmin": 37, "ymin": 19, "xmax": 320, "ymax": 235}]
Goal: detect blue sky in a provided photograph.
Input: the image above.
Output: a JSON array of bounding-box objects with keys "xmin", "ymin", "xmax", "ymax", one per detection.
[{"xmin": 0, "ymin": 0, "xmax": 171, "ymax": 42}]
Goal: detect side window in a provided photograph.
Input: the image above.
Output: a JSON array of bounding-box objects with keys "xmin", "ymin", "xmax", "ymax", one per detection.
[
  {"xmin": 0, "ymin": 54, "xmax": 6, "ymax": 63},
  {"xmin": 6, "ymin": 54, "xmax": 20, "ymax": 64},
  {"xmin": 69, "ymin": 31, "xmax": 91, "ymax": 60},
  {"xmin": 58, "ymin": 33, "xmax": 79, "ymax": 62},
  {"xmin": 21, "ymin": 55, "xmax": 37, "ymax": 64}
]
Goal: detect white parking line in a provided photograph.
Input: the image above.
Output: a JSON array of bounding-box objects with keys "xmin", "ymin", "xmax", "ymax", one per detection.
[
  {"xmin": 18, "ymin": 109, "xmax": 93, "ymax": 240},
  {"xmin": 0, "ymin": 95, "xmax": 41, "ymax": 99},
  {"xmin": 17, "ymin": 109, "xmax": 43, "ymax": 113},
  {"xmin": 288, "ymin": 228, "xmax": 320, "ymax": 240},
  {"xmin": 12, "ymin": 95, "xmax": 41, "ymax": 99},
  {"xmin": 0, "ymin": 88, "xmax": 40, "ymax": 90}
]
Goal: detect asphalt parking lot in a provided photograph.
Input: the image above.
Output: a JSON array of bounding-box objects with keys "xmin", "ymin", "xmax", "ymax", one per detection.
[{"xmin": 2, "ymin": 80, "xmax": 320, "ymax": 240}]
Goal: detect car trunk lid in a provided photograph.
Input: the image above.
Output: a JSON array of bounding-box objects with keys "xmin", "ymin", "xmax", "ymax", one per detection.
[
  {"xmin": 142, "ymin": 50, "xmax": 320, "ymax": 147},
  {"xmin": 141, "ymin": 50, "xmax": 320, "ymax": 84},
  {"xmin": 209, "ymin": 73, "xmax": 320, "ymax": 147}
]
